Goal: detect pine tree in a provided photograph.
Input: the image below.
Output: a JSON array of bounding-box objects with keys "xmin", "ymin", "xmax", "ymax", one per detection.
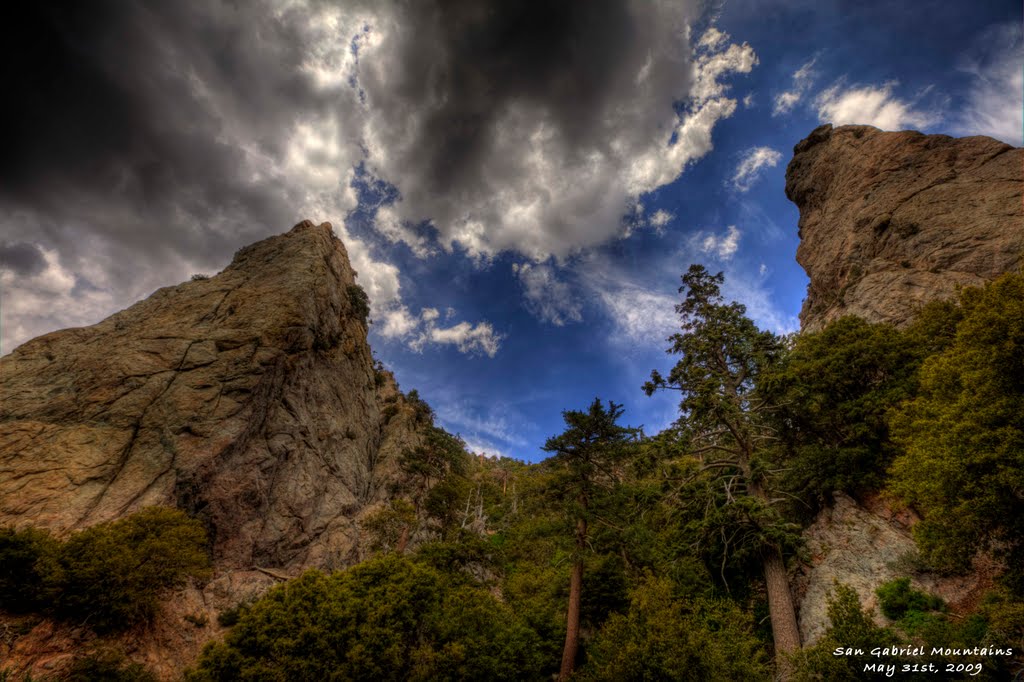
[
  {"xmin": 644, "ymin": 265, "xmax": 801, "ymax": 677},
  {"xmin": 542, "ymin": 398, "xmax": 638, "ymax": 681}
]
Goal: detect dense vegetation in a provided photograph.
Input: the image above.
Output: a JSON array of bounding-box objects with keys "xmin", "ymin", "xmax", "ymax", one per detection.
[
  {"xmin": 0, "ymin": 507, "xmax": 209, "ymax": 631},
  {"xmin": 4, "ymin": 271, "xmax": 1022, "ymax": 680}
]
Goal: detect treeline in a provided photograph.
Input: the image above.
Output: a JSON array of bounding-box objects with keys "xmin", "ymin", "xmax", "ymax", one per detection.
[
  {"xmin": 187, "ymin": 268, "xmax": 1020, "ymax": 680},
  {"xmin": 2, "ymin": 270, "xmax": 1021, "ymax": 680}
]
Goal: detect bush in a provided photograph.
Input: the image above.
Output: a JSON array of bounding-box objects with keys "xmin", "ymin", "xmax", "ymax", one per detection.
[
  {"xmin": 0, "ymin": 527, "xmax": 59, "ymax": 612},
  {"xmin": 876, "ymin": 577, "xmax": 943, "ymax": 621},
  {"xmin": 216, "ymin": 603, "xmax": 249, "ymax": 628},
  {"xmin": 791, "ymin": 583, "xmax": 895, "ymax": 681},
  {"xmin": 347, "ymin": 284, "xmax": 370, "ymax": 324},
  {"xmin": 579, "ymin": 575, "xmax": 769, "ymax": 681},
  {"xmin": 54, "ymin": 507, "xmax": 210, "ymax": 631},
  {"xmin": 187, "ymin": 555, "xmax": 548, "ymax": 681}
]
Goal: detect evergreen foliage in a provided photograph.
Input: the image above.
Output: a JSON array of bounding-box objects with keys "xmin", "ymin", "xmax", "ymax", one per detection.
[
  {"xmin": 791, "ymin": 583, "xmax": 894, "ymax": 681},
  {"xmin": 889, "ymin": 273, "xmax": 1024, "ymax": 582},
  {"xmin": 346, "ymin": 283, "xmax": 371, "ymax": 323},
  {"xmin": 579, "ymin": 574, "xmax": 769, "ymax": 681},
  {"xmin": 765, "ymin": 316, "xmax": 921, "ymax": 510},
  {"xmin": 0, "ymin": 526, "xmax": 59, "ymax": 612},
  {"xmin": 541, "ymin": 398, "xmax": 639, "ymax": 679},
  {"xmin": 875, "ymin": 577, "xmax": 944, "ymax": 621},
  {"xmin": 644, "ymin": 264, "xmax": 802, "ymax": 667},
  {"xmin": 0, "ymin": 508, "xmax": 209, "ymax": 632},
  {"xmin": 188, "ymin": 555, "xmax": 548, "ymax": 682}
]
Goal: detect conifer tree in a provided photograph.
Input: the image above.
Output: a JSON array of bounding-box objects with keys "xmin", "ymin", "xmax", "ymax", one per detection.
[
  {"xmin": 542, "ymin": 398, "xmax": 638, "ymax": 681},
  {"xmin": 645, "ymin": 264, "xmax": 801, "ymax": 676}
]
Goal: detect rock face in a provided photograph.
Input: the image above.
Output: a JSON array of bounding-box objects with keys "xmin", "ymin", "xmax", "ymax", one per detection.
[
  {"xmin": 0, "ymin": 220, "xmax": 421, "ymax": 568},
  {"xmin": 787, "ymin": 124, "xmax": 1023, "ymax": 331},
  {"xmin": 0, "ymin": 221, "xmax": 427, "ymax": 675},
  {"xmin": 795, "ymin": 494, "xmax": 996, "ymax": 645}
]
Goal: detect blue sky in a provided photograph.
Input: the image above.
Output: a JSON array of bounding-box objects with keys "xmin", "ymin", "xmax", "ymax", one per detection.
[
  {"xmin": 1, "ymin": 1, "xmax": 1021, "ymax": 461},
  {"xmin": 358, "ymin": 1, "xmax": 1023, "ymax": 459}
]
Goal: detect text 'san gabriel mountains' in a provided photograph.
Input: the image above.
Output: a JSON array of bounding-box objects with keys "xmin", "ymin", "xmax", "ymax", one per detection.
[
  {"xmin": 787, "ymin": 124, "xmax": 1023, "ymax": 331},
  {"xmin": 0, "ymin": 221, "xmax": 427, "ymax": 573}
]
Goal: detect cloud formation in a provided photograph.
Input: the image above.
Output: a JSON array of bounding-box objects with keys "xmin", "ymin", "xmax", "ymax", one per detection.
[
  {"xmin": 773, "ymin": 58, "xmax": 817, "ymax": 115},
  {"xmin": 956, "ymin": 22, "xmax": 1023, "ymax": 146},
  {"xmin": 815, "ymin": 81, "xmax": 935, "ymax": 131},
  {"xmin": 596, "ymin": 285, "xmax": 680, "ymax": 346},
  {"xmin": 695, "ymin": 225, "xmax": 742, "ymax": 260},
  {"xmin": 379, "ymin": 307, "xmax": 504, "ymax": 358},
  {"xmin": 731, "ymin": 147, "xmax": 783, "ymax": 192},
  {"xmin": 513, "ymin": 262, "xmax": 583, "ymax": 326},
  {"xmin": 355, "ymin": 8, "xmax": 756, "ymax": 260},
  {"xmin": 0, "ymin": 1, "xmax": 504, "ymax": 353}
]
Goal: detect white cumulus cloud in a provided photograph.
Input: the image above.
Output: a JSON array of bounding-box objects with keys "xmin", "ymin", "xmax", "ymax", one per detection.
[
  {"xmin": 380, "ymin": 305, "xmax": 503, "ymax": 357},
  {"xmin": 816, "ymin": 81, "xmax": 935, "ymax": 131}
]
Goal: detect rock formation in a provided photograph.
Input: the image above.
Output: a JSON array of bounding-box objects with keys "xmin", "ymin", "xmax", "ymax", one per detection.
[
  {"xmin": 787, "ymin": 124, "xmax": 1022, "ymax": 331},
  {"xmin": 787, "ymin": 125, "xmax": 1019, "ymax": 644},
  {"xmin": 0, "ymin": 220, "xmax": 428, "ymax": 674},
  {"xmin": 794, "ymin": 493, "xmax": 994, "ymax": 644}
]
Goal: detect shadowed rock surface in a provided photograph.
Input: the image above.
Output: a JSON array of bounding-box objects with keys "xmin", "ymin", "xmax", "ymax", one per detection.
[
  {"xmin": 787, "ymin": 124, "xmax": 1023, "ymax": 331},
  {"xmin": 0, "ymin": 221, "xmax": 428, "ymax": 675},
  {"xmin": 1, "ymin": 220, "xmax": 423, "ymax": 570}
]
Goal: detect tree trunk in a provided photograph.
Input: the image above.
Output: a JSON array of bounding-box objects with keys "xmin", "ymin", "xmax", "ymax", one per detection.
[
  {"xmin": 748, "ymin": 481, "xmax": 801, "ymax": 679},
  {"xmin": 763, "ymin": 548, "xmax": 801, "ymax": 679},
  {"xmin": 558, "ymin": 516, "xmax": 586, "ymax": 681}
]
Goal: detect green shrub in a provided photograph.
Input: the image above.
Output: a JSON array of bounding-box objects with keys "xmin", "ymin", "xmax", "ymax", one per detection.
[
  {"xmin": 0, "ymin": 527, "xmax": 59, "ymax": 612},
  {"xmin": 54, "ymin": 507, "xmax": 210, "ymax": 631},
  {"xmin": 791, "ymin": 583, "xmax": 895, "ymax": 681},
  {"xmin": 876, "ymin": 577, "xmax": 943, "ymax": 621},
  {"xmin": 580, "ymin": 575, "xmax": 769, "ymax": 681},
  {"xmin": 347, "ymin": 283, "xmax": 370, "ymax": 324},
  {"xmin": 187, "ymin": 555, "xmax": 547, "ymax": 681},
  {"xmin": 216, "ymin": 603, "xmax": 249, "ymax": 627}
]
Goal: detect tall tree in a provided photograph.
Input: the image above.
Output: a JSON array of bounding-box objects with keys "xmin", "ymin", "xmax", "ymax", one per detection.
[
  {"xmin": 644, "ymin": 265, "xmax": 801, "ymax": 676},
  {"xmin": 542, "ymin": 398, "xmax": 638, "ymax": 681}
]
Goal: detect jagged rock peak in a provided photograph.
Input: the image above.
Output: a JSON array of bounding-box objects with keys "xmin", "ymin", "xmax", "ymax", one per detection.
[
  {"xmin": 786, "ymin": 124, "xmax": 1023, "ymax": 331},
  {"xmin": 0, "ymin": 219, "xmax": 420, "ymax": 570}
]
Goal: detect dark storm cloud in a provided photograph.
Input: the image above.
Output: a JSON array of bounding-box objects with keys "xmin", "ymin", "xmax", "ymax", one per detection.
[
  {"xmin": 0, "ymin": 1, "xmax": 321, "ymax": 259},
  {"xmin": 385, "ymin": 0, "xmax": 636, "ymax": 193},
  {"xmin": 0, "ymin": 0, "xmax": 358, "ymax": 352},
  {"xmin": 0, "ymin": 242, "xmax": 46, "ymax": 277},
  {"xmin": 356, "ymin": 1, "xmax": 753, "ymax": 259},
  {"xmin": 0, "ymin": 0, "xmax": 751, "ymax": 352}
]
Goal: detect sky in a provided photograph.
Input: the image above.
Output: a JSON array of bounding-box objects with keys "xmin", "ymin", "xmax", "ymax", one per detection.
[{"xmin": 1, "ymin": 1, "xmax": 1021, "ymax": 461}]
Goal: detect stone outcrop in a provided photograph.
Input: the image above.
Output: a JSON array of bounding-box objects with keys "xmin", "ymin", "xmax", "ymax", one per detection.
[
  {"xmin": 795, "ymin": 493, "xmax": 997, "ymax": 645},
  {"xmin": 0, "ymin": 221, "xmax": 427, "ymax": 675},
  {"xmin": 787, "ymin": 124, "xmax": 1022, "ymax": 331}
]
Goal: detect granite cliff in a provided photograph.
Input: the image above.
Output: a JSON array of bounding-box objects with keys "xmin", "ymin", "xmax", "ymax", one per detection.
[
  {"xmin": 787, "ymin": 124, "xmax": 1022, "ymax": 331},
  {"xmin": 0, "ymin": 221, "xmax": 429, "ymax": 673},
  {"xmin": 788, "ymin": 126, "xmax": 1021, "ymax": 642}
]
